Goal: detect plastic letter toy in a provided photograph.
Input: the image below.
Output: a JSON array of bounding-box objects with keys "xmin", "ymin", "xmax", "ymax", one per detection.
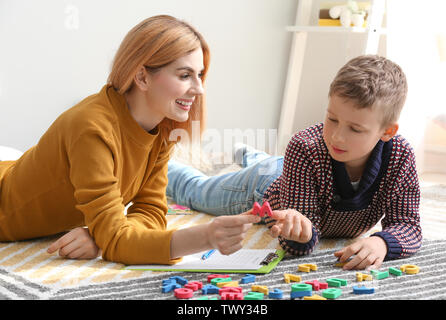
[
  {"xmin": 322, "ymin": 288, "xmax": 342, "ymax": 299},
  {"xmin": 261, "ymin": 201, "xmax": 273, "ymax": 217},
  {"xmin": 162, "ymin": 278, "xmax": 176, "ymax": 286},
  {"xmin": 170, "ymin": 276, "xmax": 188, "ymax": 285},
  {"xmin": 184, "ymin": 281, "xmax": 203, "ymax": 291},
  {"xmin": 370, "ymin": 270, "xmax": 389, "ymax": 280},
  {"xmin": 174, "ymin": 288, "xmax": 193, "ymax": 299},
  {"xmin": 219, "ymin": 287, "xmax": 242, "ymax": 295},
  {"xmin": 207, "ymin": 274, "xmax": 230, "ymax": 283},
  {"xmin": 219, "ymin": 287, "xmax": 243, "ymax": 300},
  {"xmin": 400, "ymin": 264, "xmax": 420, "ymax": 274},
  {"xmin": 221, "ymin": 292, "xmax": 244, "ymax": 300},
  {"xmin": 389, "ymin": 267, "xmax": 403, "ymax": 276},
  {"xmin": 303, "ymin": 294, "xmax": 327, "ymax": 300},
  {"xmin": 290, "ymin": 283, "xmax": 313, "ymax": 298},
  {"xmin": 252, "ymin": 201, "xmax": 273, "ymax": 217},
  {"xmin": 252, "ymin": 202, "xmax": 262, "ymax": 215},
  {"xmin": 162, "ymin": 280, "xmax": 181, "ymax": 293},
  {"xmin": 240, "ymin": 274, "xmax": 256, "ymax": 284},
  {"xmin": 334, "ymin": 262, "xmax": 347, "ymax": 268},
  {"xmin": 198, "ymin": 296, "xmax": 218, "ymax": 300},
  {"xmin": 356, "ymin": 272, "xmax": 373, "ymax": 282},
  {"xmin": 244, "ymin": 292, "xmax": 264, "ymax": 300},
  {"xmin": 290, "ymin": 290, "xmax": 312, "ymax": 298},
  {"xmin": 268, "ymin": 288, "xmax": 283, "ymax": 299},
  {"xmin": 353, "ymin": 285, "xmax": 375, "ymax": 295},
  {"xmin": 252, "ymin": 285, "xmax": 269, "ymax": 295},
  {"xmin": 211, "ymin": 277, "xmax": 232, "ymax": 286},
  {"xmin": 298, "ymin": 263, "xmax": 318, "ymax": 272},
  {"xmin": 291, "ymin": 283, "xmax": 313, "ymax": 292},
  {"xmin": 305, "ymin": 280, "xmax": 328, "ymax": 291},
  {"xmin": 326, "ymin": 278, "xmax": 347, "ymax": 287},
  {"xmin": 219, "ymin": 281, "xmax": 239, "ymax": 288},
  {"xmin": 284, "ymin": 273, "xmax": 302, "ymax": 283},
  {"xmin": 202, "ymin": 284, "xmax": 220, "ymax": 295}
]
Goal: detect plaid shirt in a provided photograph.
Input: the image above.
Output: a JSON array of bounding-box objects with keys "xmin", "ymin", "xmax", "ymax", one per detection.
[{"xmin": 263, "ymin": 123, "xmax": 422, "ymax": 260}]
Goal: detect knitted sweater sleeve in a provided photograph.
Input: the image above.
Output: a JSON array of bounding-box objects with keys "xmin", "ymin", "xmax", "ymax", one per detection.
[
  {"xmin": 372, "ymin": 143, "xmax": 422, "ymax": 260},
  {"xmin": 264, "ymin": 133, "xmax": 322, "ymax": 256}
]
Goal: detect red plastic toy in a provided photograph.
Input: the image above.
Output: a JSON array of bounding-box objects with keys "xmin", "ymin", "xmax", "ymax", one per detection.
[
  {"xmin": 221, "ymin": 292, "xmax": 244, "ymax": 300},
  {"xmin": 305, "ymin": 280, "xmax": 328, "ymax": 291},
  {"xmin": 174, "ymin": 288, "xmax": 193, "ymax": 299},
  {"xmin": 184, "ymin": 281, "xmax": 203, "ymax": 291},
  {"xmin": 252, "ymin": 201, "xmax": 273, "ymax": 217}
]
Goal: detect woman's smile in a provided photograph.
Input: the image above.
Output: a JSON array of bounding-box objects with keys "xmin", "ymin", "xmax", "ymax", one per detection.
[{"xmin": 175, "ymin": 98, "xmax": 194, "ymax": 111}]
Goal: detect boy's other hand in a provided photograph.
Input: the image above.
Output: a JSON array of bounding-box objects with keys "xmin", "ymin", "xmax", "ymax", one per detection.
[
  {"xmin": 269, "ymin": 209, "xmax": 313, "ymax": 243},
  {"xmin": 333, "ymin": 236, "xmax": 387, "ymax": 270},
  {"xmin": 206, "ymin": 210, "xmax": 260, "ymax": 256},
  {"xmin": 47, "ymin": 227, "xmax": 101, "ymax": 259}
]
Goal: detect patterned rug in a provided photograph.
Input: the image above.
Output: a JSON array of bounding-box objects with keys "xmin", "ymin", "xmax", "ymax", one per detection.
[{"xmin": 0, "ymin": 184, "xmax": 445, "ymax": 300}]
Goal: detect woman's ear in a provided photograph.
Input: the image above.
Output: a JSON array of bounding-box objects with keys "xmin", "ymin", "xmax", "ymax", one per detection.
[
  {"xmin": 133, "ymin": 66, "xmax": 150, "ymax": 91},
  {"xmin": 381, "ymin": 123, "xmax": 399, "ymax": 142}
]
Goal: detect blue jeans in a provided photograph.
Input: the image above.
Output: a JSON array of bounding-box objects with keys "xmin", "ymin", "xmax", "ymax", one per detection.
[{"xmin": 166, "ymin": 149, "xmax": 284, "ymax": 216}]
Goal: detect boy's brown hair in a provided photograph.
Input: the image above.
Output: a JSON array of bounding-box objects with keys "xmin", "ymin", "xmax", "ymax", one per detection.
[{"xmin": 329, "ymin": 55, "xmax": 408, "ymax": 127}]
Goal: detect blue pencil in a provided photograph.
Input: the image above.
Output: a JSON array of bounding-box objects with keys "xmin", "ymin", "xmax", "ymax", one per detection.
[{"xmin": 201, "ymin": 249, "xmax": 216, "ymax": 260}]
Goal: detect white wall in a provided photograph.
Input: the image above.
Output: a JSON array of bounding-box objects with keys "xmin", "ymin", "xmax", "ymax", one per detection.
[
  {"xmin": 293, "ymin": 32, "xmax": 386, "ymax": 133},
  {"xmin": 0, "ymin": 0, "xmax": 297, "ymax": 152}
]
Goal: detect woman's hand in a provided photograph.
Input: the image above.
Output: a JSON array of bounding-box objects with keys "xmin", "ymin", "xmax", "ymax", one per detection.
[
  {"xmin": 269, "ymin": 209, "xmax": 313, "ymax": 243},
  {"xmin": 47, "ymin": 227, "xmax": 101, "ymax": 259},
  {"xmin": 205, "ymin": 211, "xmax": 261, "ymax": 255}
]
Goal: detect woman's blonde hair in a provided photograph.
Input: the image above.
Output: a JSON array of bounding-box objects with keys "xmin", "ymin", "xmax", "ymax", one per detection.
[
  {"xmin": 108, "ymin": 15, "xmax": 210, "ymax": 142},
  {"xmin": 329, "ymin": 55, "xmax": 408, "ymax": 127}
]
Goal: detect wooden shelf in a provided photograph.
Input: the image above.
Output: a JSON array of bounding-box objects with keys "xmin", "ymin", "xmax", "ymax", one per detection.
[{"xmin": 286, "ymin": 25, "xmax": 387, "ymax": 34}]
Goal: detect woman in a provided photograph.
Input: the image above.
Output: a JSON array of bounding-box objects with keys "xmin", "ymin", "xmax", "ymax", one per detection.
[{"xmin": 0, "ymin": 15, "xmax": 259, "ymax": 265}]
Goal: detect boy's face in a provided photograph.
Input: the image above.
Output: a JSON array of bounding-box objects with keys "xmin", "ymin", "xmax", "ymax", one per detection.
[{"xmin": 323, "ymin": 94, "xmax": 393, "ymax": 172}]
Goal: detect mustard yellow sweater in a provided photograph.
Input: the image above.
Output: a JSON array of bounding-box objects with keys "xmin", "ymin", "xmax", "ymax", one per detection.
[{"xmin": 0, "ymin": 85, "xmax": 181, "ymax": 265}]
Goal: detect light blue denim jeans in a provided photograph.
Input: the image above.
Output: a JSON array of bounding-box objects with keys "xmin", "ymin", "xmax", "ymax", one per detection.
[{"xmin": 166, "ymin": 149, "xmax": 284, "ymax": 216}]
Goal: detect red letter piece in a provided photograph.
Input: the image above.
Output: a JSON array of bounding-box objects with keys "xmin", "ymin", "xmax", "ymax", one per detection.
[
  {"xmin": 261, "ymin": 201, "xmax": 273, "ymax": 217},
  {"xmin": 174, "ymin": 288, "xmax": 193, "ymax": 299},
  {"xmin": 207, "ymin": 274, "xmax": 230, "ymax": 283},
  {"xmin": 305, "ymin": 280, "xmax": 320, "ymax": 291},
  {"xmin": 219, "ymin": 287, "xmax": 242, "ymax": 296},
  {"xmin": 252, "ymin": 202, "xmax": 261, "ymax": 215},
  {"xmin": 221, "ymin": 292, "xmax": 244, "ymax": 300},
  {"xmin": 305, "ymin": 280, "xmax": 328, "ymax": 291},
  {"xmin": 184, "ymin": 281, "xmax": 203, "ymax": 291}
]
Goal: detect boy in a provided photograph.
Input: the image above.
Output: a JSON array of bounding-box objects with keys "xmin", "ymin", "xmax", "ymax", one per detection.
[{"xmin": 166, "ymin": 54, "xmax": 421, "ymax": 270}]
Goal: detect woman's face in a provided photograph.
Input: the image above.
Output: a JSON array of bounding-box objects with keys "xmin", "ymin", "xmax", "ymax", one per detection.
[{"xmin": 145, "ymin": 48, "xmax": 205, "ymax": 123}]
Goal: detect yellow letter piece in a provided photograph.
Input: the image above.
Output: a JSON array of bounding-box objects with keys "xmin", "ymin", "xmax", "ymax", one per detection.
[
  {"xmin": 251, "ymin": 285, "xmax": 269, "ymax": 295},
  {"xmin": 334, "ymin": 262, "xmax": 347, "ymax": 267},
  {"xmin": 303, "ymin": 294, "xmax": 327, "ymax": 300},
  {"xmin": 298, "ymin": 263, "xmax": 318, "ymax": 272},
  {"xmin": 400, "ymin": 264, "xmax": 420, "ymax": 274},
  {"xmin": 356, "ymin": 272, "xmax": 373, "ymax": 282},
  {"xmin": 218, "ymin": 281, "xmax": 239, "ymax": 288},
  {"xmin": 284, "ymin": 273, "xmax": 302, "ymax": 283}
]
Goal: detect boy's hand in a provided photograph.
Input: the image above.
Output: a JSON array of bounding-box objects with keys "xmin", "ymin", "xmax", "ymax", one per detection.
[
  {"xmin": 334, "ymin": 236, "xmax": 387, "ymax": 270},
  {"xmin": 47, "ymin": 227, "xmax": 101, "ymax": 259},
  {"xmin": 269, "ymin": 209, "xmax": 313, "ymax": 243},
  {"xmin": 206, "ymin": 210, "xmax": 260, "ymax": 255}
]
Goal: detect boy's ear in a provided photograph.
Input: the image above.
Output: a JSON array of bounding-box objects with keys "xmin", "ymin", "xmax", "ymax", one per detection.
[{"xmin": 381, "ymin": 123, "xmax": 399, "ymax": 142}]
